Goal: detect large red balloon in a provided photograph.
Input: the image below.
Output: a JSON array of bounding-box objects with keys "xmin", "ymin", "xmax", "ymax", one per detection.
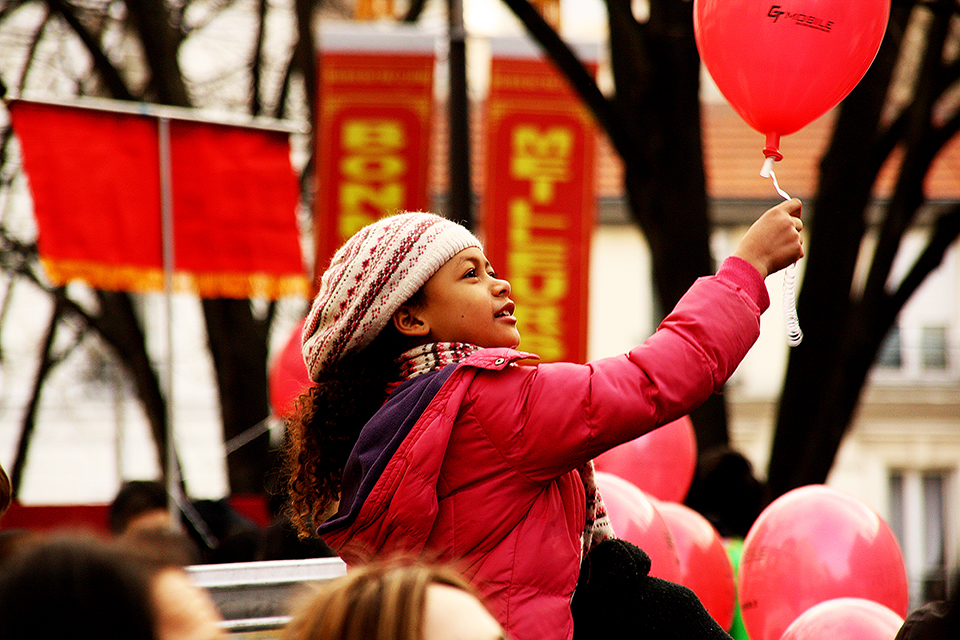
[
  {"xmin": 593, "ymin": 416, "xmax": 697, "ymax": 503},
  {"xmin": 594, "ymin": 472, "xmax": 681, "ymax": 583},
  {"xmin": 779, "ymin": 597, "xmax": 904, "ymax": 640},
  {"xmin": 694, "ymin": 0, "xmax": 889, "ymax": 160},
  {"xmin": 268, "ymin": 317, "xmax": 312, "ymax": 419},
  {"xmin": 738, "ymin": 485, "xmax": 908, "ymax": 640},
  {"xmin": 656, "ymin": 501, "xmax": 736, "ymax": 630}
]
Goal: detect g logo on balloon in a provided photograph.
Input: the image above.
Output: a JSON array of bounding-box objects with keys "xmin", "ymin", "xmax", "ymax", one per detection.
[{"xmin": 694, "ymin": 0, "xmax": 890, "ymax": 161}]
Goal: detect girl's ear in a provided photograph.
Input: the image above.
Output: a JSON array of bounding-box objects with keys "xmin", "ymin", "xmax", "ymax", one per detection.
[{"xmin": 392, "ymin": 305, "xmax": 430, "ymax": 338}]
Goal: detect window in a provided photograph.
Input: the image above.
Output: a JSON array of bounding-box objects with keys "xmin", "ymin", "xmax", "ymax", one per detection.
[
  {"xmin": 920, "ymin": 326, "xmax": 948, "ymax": 371},
  {"xmin": 873, "ymin": 323, "xmax": 958, "ymax": 381},
  {"xmin": 877, "ymin": 325, "xmax": 902, "ymax": 369},
  {"xmin": 889, "ymin": 469, "xmax": 951, "ymax": 607}
]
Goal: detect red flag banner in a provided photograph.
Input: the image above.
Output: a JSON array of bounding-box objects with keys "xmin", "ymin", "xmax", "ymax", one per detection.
[
  {"xmin": 314, "ymin": 25, "xmax": 436, "ymax": 278},
  {"xmin": 9, "ymin": 98, "xmax": 308, "ymax": 299},
  {"xmin": 482, "ymin": 38, "xmax": 599, "ymax": 363}
]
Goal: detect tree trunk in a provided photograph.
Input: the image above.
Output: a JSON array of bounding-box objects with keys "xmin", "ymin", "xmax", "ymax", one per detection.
[
  {"xmin": 202, "ymin": 299, "xmax": 273, "ymax": 494},
  {"xmin": 768, "ymin": 0, "xmax": 960, "ymax": 498}
]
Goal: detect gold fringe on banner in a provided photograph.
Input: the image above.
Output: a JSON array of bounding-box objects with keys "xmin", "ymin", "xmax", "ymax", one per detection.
[{"xmin": 41, "ymin": 258, "xmax": 310, "ymax": 301}]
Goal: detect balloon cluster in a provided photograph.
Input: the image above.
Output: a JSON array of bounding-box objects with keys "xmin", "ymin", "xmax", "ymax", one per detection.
[
  {"xmin": 596, "ymin": 439, "xmax": 910, "ymax": 640},
  {"xmin": 593, "ymin": 420, "xmax": 737, "ymax": 628}
]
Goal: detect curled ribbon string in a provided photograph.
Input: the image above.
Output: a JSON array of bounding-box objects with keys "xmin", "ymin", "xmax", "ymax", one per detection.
[{"xmin": 761, "ymin": 159, "xmax": 803, "ymax": 347}]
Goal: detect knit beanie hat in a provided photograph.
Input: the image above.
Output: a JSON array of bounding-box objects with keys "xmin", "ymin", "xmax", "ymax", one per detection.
[{"xmin": 301, "ymin": 212, "xmax": 482, "ymax": 380}]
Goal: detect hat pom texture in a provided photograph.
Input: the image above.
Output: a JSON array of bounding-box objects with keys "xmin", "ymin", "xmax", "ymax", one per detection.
[{"xmin": 301, "ymin": 212, "xmax": 482, "ymax": 380}]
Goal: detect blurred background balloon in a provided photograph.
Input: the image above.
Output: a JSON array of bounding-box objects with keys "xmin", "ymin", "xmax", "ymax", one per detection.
[
  {"xmin": 738, "ymin": 485, "xmax": 908, "ymax": 640},
  {"xmin": 593, "ymin": 416, "xmax": 697, "ymax": 503},
  {"xmin": 268, "ymin": 317, "xmax": 311, "ymax": 419},
  {"xmin": 595, "ymin": 471, "xmax": 681, "ymax": 583},
  {"xmin": 656, "ymin": 500, "xmax": 736, "ymax": 629},
  {"xmin": 779, "ymin": 597, "xmax": 904, "ymax": 640}
]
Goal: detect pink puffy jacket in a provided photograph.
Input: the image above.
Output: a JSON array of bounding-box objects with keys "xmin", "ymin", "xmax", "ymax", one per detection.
[{"xmin": 319, "ymin": 257, "xmax": 768, "ymax": 640}]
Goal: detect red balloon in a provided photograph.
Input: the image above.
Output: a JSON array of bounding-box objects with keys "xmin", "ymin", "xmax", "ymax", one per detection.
[
  {"xmin": 694, "ymin": 0, "xmax": 889, "ymax": 160},
  {"xmin": 593, "ymin": 416, "xmax": 697, "ymax": 503},
  {"xmin": 738, "ymin": 485, "xmax": 908, "ymax": 640},
  {"xmin": 594, "ymin": 471, "xmax": 681, "ymax": 583},
  {"xmin": 779, "ymin": 597, "xmax": 904, "ymax": 640},
  {"xmin": 657, "ymin": 501, "xmax": 736, "ymax": 630},
  {"xmin": 268, "ymin": 317, "xmax": 312, "ymax": 418}
]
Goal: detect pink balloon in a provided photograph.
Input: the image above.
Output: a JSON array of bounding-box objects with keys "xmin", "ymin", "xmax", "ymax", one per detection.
[
  {"xmin": 657, "ymin": 501, "xmax": 736, "ymax": 630},
  {"xmin": 268, "ymin": 317, "xmax": 312, "ymax": 418},
  {"xmin": 779, "ymin": 597, "xmax": 904, "ymax": 640},
  {"xmin": 694, "ymin": 0, "xmax": 889, "ymax": 160},
  {"xmin": 594, "ymin": 472, "xmax": 681, "ymax": 583},
  {"xmin": 593, "ymin": 416, "xmax": 697, "ymax": 503},
  {"xmin": 738, "ymin": 485, "xmax": 908, "ymax": 640}
]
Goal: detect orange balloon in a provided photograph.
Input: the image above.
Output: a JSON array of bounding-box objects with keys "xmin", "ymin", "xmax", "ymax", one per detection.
[
  {"xmin": 268, "ymin": 317, "xmax": 312, "ymax": 418},
  {"xmin": 593, "ymin": 416, "xmax": 697, "ymax": 503},
  {"xmin": 657, "ymin": 501, "xmax": 736, "ymax": 630},
  {"xmin": 594, "ymin": 472, "xmax": 681, "ymax": 583}
]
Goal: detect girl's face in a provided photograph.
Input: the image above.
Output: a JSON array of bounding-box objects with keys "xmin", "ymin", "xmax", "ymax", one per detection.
[{"xmin": 398, "ymin": 247, "xmax": 520, "ymax": 348}]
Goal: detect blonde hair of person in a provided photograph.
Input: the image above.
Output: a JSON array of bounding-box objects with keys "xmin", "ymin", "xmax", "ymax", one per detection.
[{"xmin": 282, "ymin": 560, "xmax": 499, "ymax": 640}]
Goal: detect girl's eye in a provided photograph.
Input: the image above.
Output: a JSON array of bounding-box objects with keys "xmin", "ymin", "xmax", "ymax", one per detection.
[
  {"xmin": 464, "ymin": 268, "xmax": 477, "ymax": 278},
  {"xmin": 488, "ymin": 271, "xmax": 498, "ymax": 279}
]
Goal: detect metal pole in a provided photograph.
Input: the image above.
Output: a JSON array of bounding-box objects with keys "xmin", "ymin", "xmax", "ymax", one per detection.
[
  {"xmin": 157, "ymin": 116, "xmax": 182, "ymax": 527},
  {"xmin": 447, "ymin": 0, "xmax": 472, "ymax": 228}
]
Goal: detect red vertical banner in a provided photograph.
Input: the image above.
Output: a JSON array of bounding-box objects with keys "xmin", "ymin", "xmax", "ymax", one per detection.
[
  {"xmin": 314, "ymin": 26, "xmax": 437, "ymax": 279},
  {"xmin": 482, "ymin": 38, "xmax": 598, "ymax": 363}
]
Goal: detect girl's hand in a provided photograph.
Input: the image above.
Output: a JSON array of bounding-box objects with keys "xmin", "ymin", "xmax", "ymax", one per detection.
[{"xmin": 733, "ymin": 198, "xmax": 804, "ymax": 278}]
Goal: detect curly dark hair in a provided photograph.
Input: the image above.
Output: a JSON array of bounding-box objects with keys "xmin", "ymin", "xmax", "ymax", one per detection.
[{"xmin": 282, "ymin": 323, "xmax": 411, "ymax": 539}]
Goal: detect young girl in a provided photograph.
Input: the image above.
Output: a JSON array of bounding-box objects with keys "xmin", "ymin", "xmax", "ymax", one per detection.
[{"xmin": 283, "ymin": 203, "xmax": 803, "ymax": 640}]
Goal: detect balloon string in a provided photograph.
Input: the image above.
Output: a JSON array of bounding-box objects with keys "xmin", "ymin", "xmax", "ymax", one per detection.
[{"xmin": 761, "ymin": 160, "xmax": 803, "ymax": 347}]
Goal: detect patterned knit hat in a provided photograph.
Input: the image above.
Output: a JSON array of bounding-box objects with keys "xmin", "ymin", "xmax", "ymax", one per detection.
[{"xmin": 301, "ymin": 212, "xmax": 482, "ymax": 380}]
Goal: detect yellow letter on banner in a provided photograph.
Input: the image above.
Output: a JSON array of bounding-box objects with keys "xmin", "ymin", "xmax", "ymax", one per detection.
[{"xmin": 510, "ymin": 126, "xmax": 573, "ymax": 204}]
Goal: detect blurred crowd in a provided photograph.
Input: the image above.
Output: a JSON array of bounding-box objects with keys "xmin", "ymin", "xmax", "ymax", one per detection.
[
  {"xmin": 0, "ymin": 464, "xmax": 504, "ymax": 640},
  {"xmin": 1, "ymin": 459, "xmax": 959, "ymax": 640}
]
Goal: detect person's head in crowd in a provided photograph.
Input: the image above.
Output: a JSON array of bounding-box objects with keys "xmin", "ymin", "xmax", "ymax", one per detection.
[
  {"xmin": 109, "ymin": 479, "xmax": 172, "ymax": 536},
  {"xmin": 684, "ymin": 445, "xmax": 767, "ymax": 538},
  {"xmin": 150, "ymin": 562, "xmax": 227, "ymax": 640},
  {"xmin": 0, "ymin": 462, "xmax": 11, "ymax": 522},
  {"xmin": 109, "ymin": 480, "xmax": 257, "ymax": 563},
  {"xmin": 282, "ymin": 559, "xmax": 506, "ymax": 640},
  {"xmin": 0, "ymin": 533, "xmax": 159, "ymax": 639},
  {"xmin": 0, "ymin": 528, "xmax": 37, "ymax": 564},
  {"xmin": 0, "ymin": 532, "xmax": 226, "ymax": 640},
  {"xmin": 117, "ymin": 524, "xmax": 204, "ymax": 567}
]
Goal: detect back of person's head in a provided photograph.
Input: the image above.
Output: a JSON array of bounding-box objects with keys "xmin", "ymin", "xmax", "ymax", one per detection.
[
  {"xmin": 282, "ymin": 559, "xmax": 504, "ymax": 640},
  {"xmin": 109, "ymin": 479, "xmax": 170, "ymax": 536},
  {"xmin": 117, "ymin": 525, "xmax": 204, "ymax": 567},
  {"xmin": 0, "ymin": 533, "xmax": 158, "ymax": 639},
  {"xmin": 0, "ymin": 532, "xmax": 227, "ymax": 640},
  {"xmin": 0, "ymin": 462, "xmax": 11, "ymax": 522},
  {"xmin": 684, "ymin": 446, "xmax": 767, "ymax": 538}
]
